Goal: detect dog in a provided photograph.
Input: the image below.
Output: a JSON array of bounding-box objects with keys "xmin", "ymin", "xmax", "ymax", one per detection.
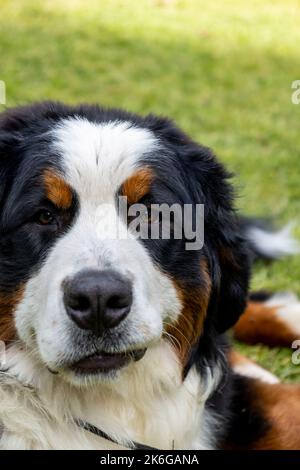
[{"xmin": 0, "ymin": 101, "xmax": 300, "ymax": 450}]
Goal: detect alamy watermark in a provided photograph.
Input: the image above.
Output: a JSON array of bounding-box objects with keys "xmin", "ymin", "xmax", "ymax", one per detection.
[
  {"xmin": 291, "ymin": 340, "xmax": 300, "ymax": 364},
  {"xmin": 94, "ymin": 197, "xmax": 205, "ymax": 251},
  {"xmin": 291, "ymin": 80, "xmax": 300, "ymax": 104},
  {"xmin": 0, "ymin": 341, "xmax": 6, "ymax": 367},
  {"xmin": 0, "ymin": 80, "xmax": 6, "ymax": 105}
]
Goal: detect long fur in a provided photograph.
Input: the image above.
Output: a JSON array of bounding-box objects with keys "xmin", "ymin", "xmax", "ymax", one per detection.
[{"xmin": 0, "ymin": 101, "xmax": 299, "ymax": 450}]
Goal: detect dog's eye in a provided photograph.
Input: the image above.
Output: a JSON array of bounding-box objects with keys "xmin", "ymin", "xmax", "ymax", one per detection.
[
  {"xmin": 140, "ymin": 207, "xmax": 160, "ymax": 225},
  {"xmin": 35, "ymin": 210, "xmax": 55, "ymax": 225}
]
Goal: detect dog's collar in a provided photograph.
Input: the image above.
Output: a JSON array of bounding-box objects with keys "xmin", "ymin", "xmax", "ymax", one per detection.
[
  {"xmin": 75, "ymin": 418, "xmax": 158, "ymax": 450},
  {"xmin": 0, "ymin": 368, "xmax": 158, "ymax": 450}
]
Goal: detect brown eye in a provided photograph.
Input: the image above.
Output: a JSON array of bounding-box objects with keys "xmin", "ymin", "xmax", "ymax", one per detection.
[
  {"xmin": 148, "ymin": 208, "xmax": 160, "ymax": 224},
  {"xmin": 140, "ymin": 206, "xmax": 160, "ymax": 225},
  {"xmin": 36, "ymin": 210, "xmax": 54, "ymax": 225}
]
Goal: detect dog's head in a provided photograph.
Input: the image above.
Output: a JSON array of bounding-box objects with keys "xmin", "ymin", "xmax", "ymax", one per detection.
[{"xmin": 0, "ymin": 102, "xmax": 250, "ymax": 385}]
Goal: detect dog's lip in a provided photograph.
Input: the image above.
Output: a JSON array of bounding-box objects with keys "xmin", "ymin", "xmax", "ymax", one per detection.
[{"xmin": 70, "ymin": 348, "xmax": 147, "ymax": 374}]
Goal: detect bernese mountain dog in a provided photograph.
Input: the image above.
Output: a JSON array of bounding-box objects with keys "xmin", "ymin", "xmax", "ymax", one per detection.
[{"xmin": 0, "ymin": 101, "xmax": 300, "ymax": 450}]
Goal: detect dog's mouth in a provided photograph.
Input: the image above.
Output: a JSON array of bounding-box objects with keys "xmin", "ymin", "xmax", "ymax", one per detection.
[{"xmin": 71, "ymin": 348, "xmax": 147, "ymax": 375}]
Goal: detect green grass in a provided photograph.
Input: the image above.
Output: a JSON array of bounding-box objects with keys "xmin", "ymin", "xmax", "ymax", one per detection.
[{"xmin": 1, "ymin": 0, "xmax": 300, "ymax": 381}]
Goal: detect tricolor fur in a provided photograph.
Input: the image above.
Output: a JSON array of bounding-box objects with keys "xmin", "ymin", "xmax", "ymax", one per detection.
[{"xmin": 0, "ymin": 102, "xmax": 299, "ymax": 449}]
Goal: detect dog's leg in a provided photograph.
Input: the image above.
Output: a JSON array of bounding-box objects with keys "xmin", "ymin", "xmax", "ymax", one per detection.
[
  {"xmin": 233, "ymin": 292, "xmax": 300, "ymax": 347},
  {"xmin": 222, "ymin": 373, "xmax": 300, "ymax": 450}
]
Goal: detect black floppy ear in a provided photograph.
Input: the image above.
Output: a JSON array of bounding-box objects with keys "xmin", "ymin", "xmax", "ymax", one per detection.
[
  {"xmin": 0, "ymin": 130, "xmax": 17, "ymax": 207},
  {"xmin": 0, "ymin": 131, "xmax": 10, "ymax": 205},
  {"xmin": 146, "ymin": 115, "xmax": 251, "ymax": 333},
  {"xmin": 0, "ymin": 106, "xmax": 26, "ymax": 207},
  {"xmin": 180, "ymin": 137, "xmax": 250, "ymax": 333},
  {"xmin": 211, "ymin": 218, "xmax": 250, "ymax": 333},
  {"xmin": 197, "ymin": 171, "xmax": 251, "ymax": 333}
]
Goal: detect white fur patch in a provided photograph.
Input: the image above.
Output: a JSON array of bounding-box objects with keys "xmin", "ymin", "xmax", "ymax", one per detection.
[
  {"xmin": 232, "ymin": 361, "xmax": 279, "ymax": 384},
  {"xmin": 14, "ymin": 116, "xmax": 182, "ymax": 380},
  {"xmin": 247, "ymin": 223, "xmax": 300, "ymax": 259},
  {"xmin": 1, "ymin": 116, "xmax": 221, "ymax": 449},
  {"xmin": 52, "ymin": 117, "xmax": 159, "ymax": 200},
  {"xmin": 0, "ymin": 342, "xmax": 221, "ymax": 449},
  {"xmin": 266, "ymin": 292, "xmax": 300, "ymax": 338}
]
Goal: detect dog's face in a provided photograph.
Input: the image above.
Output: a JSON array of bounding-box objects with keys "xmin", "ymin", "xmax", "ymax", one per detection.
[{"xmin": 0, "ymin": 103, "xmax": 249, "ymax": 385}]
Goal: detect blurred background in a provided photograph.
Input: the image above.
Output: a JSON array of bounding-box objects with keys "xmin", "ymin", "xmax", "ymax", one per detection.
[{"xmin": 1, "ymin": 0, "xmax": 300, "ymax": 380}]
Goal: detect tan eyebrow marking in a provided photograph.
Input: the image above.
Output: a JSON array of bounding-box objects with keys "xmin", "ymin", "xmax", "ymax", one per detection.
[
  {"xmin": 121, "ymin": 167, "xmax": 154, "ymax": 205},
  {"xmin": 43, "ymin": 169, "xmax": 73, "ymax": 210}
]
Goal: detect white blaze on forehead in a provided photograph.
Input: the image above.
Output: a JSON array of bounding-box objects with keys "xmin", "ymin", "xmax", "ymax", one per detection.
[
  {"xmin": 51, "ymin": 117, "xmax": 159, "ymax": 202},
  {"xmin": 13, "ymin": 115, "xmax": 182, "ymax": 380}
]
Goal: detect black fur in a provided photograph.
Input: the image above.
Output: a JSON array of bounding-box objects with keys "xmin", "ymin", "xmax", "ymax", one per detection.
[
  {"xmin": 0, "ymin": 101, "xmax": 254, "ymax": 447},
  {"xmin": 0, "ymin": 101, "xmax": 250, "ymax": 332},
  {"xmin": 249, "ymin": 290, "xmax": 273, "ymax": 303},
  {"xmin": 0, "ymin": 105, "xmax": 79, "ymax": 294},
  {"xmin": 220, "ymin": 374, "xmax": 271, "ymax": 449}
]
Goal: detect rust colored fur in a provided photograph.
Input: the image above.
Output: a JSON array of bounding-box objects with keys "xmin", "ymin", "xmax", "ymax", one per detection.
[
  {"xmin": 165, "ymin": 260, "xmax": 211, "ymax": 365},
  {"xmin": 251, "ymin": 381, "xmax": 300, "ymax": 450},
  {"xmin": 233, "ymin": 301, "xmax": 296, "ymax": 347},
  {"xmin": 43, "ymin": 169, "xmax": 73, "ymax": 210},
  {"xmin": 0, "ymin": 288, "xmax": 24, "ymax": 342},
  {"xmin": 227, "ymin": 378, "xmax": 300, "ymax": 450},
  {"xmin": 121, "ymin": 167, "xmax": 154, "ymax": 205}
]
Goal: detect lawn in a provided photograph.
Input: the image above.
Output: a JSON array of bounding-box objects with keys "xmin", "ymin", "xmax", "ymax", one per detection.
[{"xmin": 1, "ymin": 0, "xmax": 300, "ymax": 381}]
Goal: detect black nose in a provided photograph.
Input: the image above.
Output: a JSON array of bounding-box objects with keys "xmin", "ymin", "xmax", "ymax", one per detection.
[{"xmin": 63, "ymin": 269, "xmax": 132, "ymax": 336}]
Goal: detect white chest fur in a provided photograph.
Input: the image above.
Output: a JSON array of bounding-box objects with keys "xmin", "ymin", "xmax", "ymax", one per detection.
[{"xmin": 0, "ymin": 342, "xmax": 219, "ymax": 450}]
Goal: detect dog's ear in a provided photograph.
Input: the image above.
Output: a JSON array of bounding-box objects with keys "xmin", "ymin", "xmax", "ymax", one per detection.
[
  {"xmin": 186, "ymin": 147, "xmax": 250, "ymax": 333},
  {"xmin": 146, "ymin": 116, "xmax": 251, "ymax": 333},
  {"xmin": 155, "ymin": 119, "xmax": 250, "ymax": 332},
  {"xmin": 0, "ymin": 131, "xmax": 10, "ymax": 207},
  {"xmin": 0, "ymin": 107, "xmax": 26, "ymax": 209},
  {"xmin": 209, "ymin": 216, "xmax": 250, "ymax": 333},
  {"xmin": 187, "ymin": 149, "xmax": 250, "ymax": 333},
  {"xmin": 0, "ymin": 130, "xmax": 18, "ymax": 210}
]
